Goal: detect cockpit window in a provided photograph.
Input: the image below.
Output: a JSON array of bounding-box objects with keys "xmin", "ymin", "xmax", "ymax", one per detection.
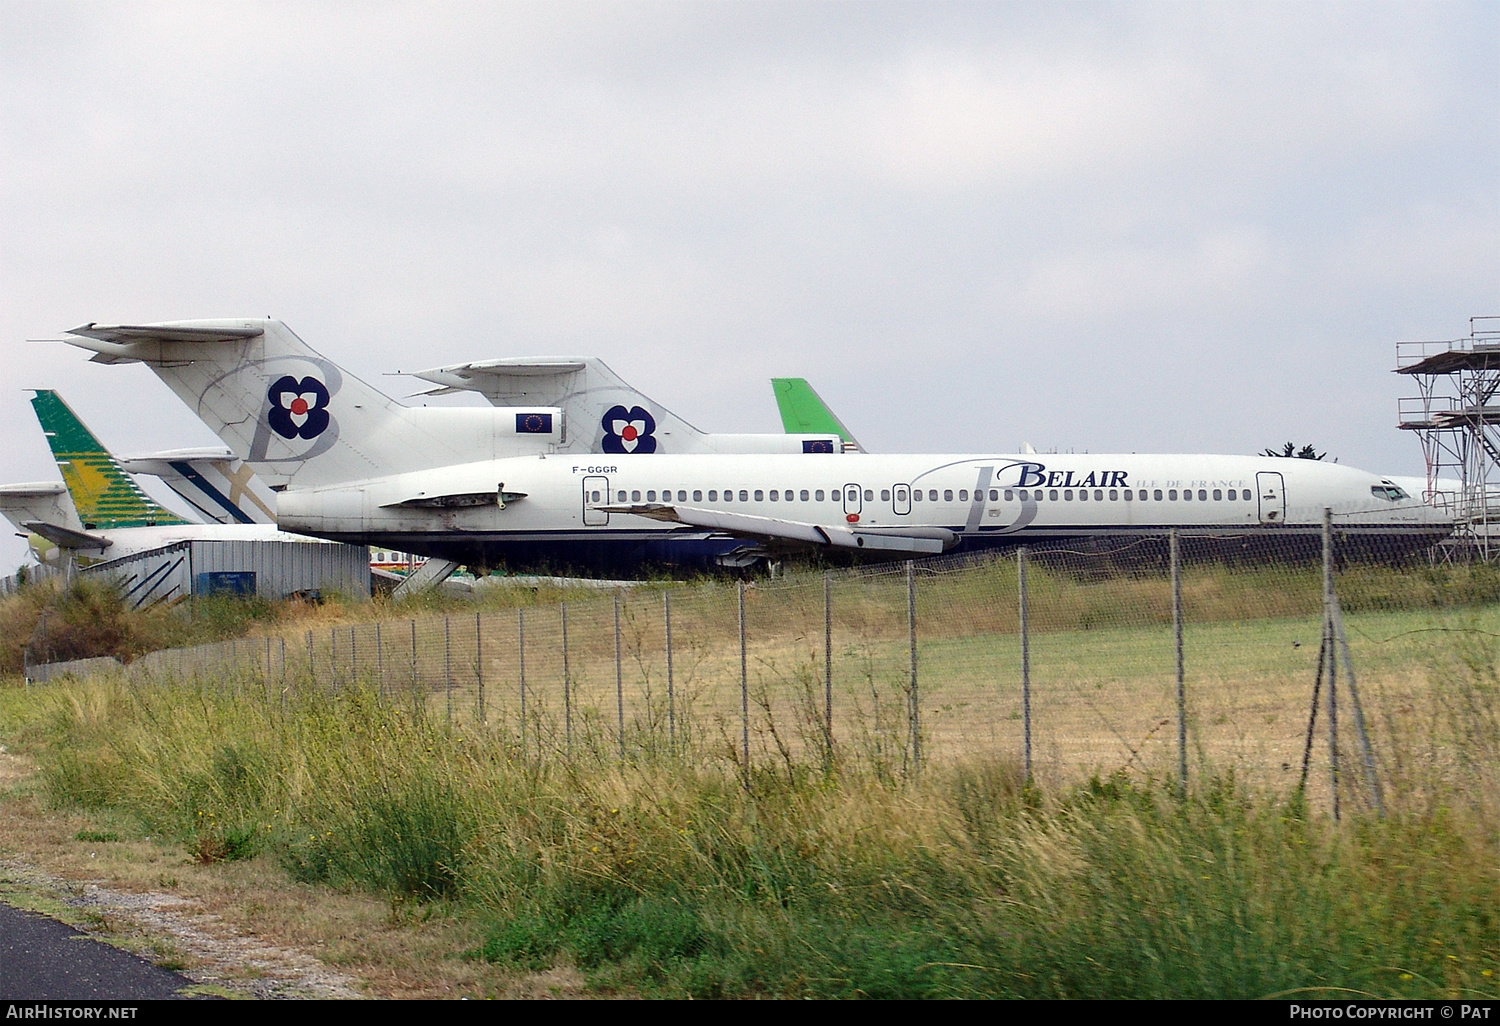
[{"xmin": 1371, "ymin": 484, "xmax": 1408, "ymax": 501}]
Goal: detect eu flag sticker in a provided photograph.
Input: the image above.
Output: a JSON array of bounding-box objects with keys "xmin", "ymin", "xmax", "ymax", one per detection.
[
  {"xmin": 802, "ymin": 439, "xmax": 836, "ymax": 453},
  {"xmin": 516, "ymin": 412, "xmax": 553, "ymax": 434}
]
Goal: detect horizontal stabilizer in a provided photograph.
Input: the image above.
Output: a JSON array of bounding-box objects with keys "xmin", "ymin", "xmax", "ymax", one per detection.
[
  {"xmin": 67, "ymin": 322, "xmax": 264, "ymax": 345},
  {"xmin": 601, "ymin": 504, "xmax": 954, "ymax": 554}
]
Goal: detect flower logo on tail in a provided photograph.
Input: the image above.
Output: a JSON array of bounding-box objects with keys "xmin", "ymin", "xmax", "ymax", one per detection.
[
  {"xmin": 601, "ymin": 405, "xmax": 657, "ymax": 454},
  {"xmin": 267, "ymin": 376, "xmax": 331, "ymax": 440}
]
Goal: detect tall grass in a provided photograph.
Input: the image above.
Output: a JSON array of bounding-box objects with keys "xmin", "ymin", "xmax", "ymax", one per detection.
[{"xmin": 3, "ymin": 660, "xmax": 1494, "ymax": 999}]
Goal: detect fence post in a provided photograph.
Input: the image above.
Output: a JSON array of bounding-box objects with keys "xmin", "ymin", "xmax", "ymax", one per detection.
[
  {"xmin": 306, "ymin": 630, "xmax": 314, "ymax": 688},
  {"xmin": 280, "ymin": 637, "xmax": 287, "ymax": 711},
  {"xmin": 824, "ymin": 569, "xmax": 833, "ymax": 773},
  {"xmin": 1323, "ymin": 508, "xmax": 1340, "ymax": 821},
  {"xmin": 518, "ymin": 608, "xmax": 527, "ymax": 761},
  {"xmin": 1331, "ymin": 596, "xmax": 1386, "ymax": 816},
  {"xmin": 1171, "ymin": 529, "xmax": 1186, "ymax": 799},
  {"xmin": 330, "ymin": 627, "xmax": 337, "ymax": 694},
  {"xmin": 1019, "ymin": 546, "xmax": 1031, "ymax": 786},
  {"xmin": 350, "ymin": 626, "xmax": 357, "ymax": 686},
  {"xmin": 375, "ymin": 622, "xmax": 384, "ymax": 701},
  {"xmin": 907, "ymin": 560, "xmax": 919, "ymax": 776},
  {"xmin": 739, "ymin": 580, "xmax": 749, "ymax": 780},
  {"xmin": 444, "ymin": 615, "xmax": 453, "ymax": 724},
  {"xmin": 562, "ymin": 601, "xmax": 572, "ymax": 756},
  {"xmin": 410, "ymin": 619, "xmax": 418, "ymax": 718},
  {"xmin": 476, "ymin": 611, "xmax": 484, "ymax": 725},
  {"xmin": 614, "ymin": 592, "xmax": 625, "ymax": 761},
  {"xmin": 664, "ymin": 592, "xmax": 674, "ymax": 753}
]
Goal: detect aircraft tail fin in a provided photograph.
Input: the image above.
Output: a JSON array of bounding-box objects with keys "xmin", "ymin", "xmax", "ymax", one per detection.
[
  {"xmin": 62, "ymin": 319, "xmax": 488, "ymax": 490},
  {"xmin": 117, "ymin": 449, "xmax": 277, "ymax": 525},
  {"xmin": 29, "ymin": 390, "xmax": 191, "ymax": 529},
  {"xmin": 0, "ymin": 481, "xmax": 84, "ymax": 536},
  {"xmin": 771, "ymin": 378, "xmax": 864, "ymax": 452}
]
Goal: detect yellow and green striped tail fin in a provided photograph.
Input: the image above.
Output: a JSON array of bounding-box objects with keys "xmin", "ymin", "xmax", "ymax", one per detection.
[{"xmin": 30, "ymin": 390, "xmax": 189, "ymax": 529}]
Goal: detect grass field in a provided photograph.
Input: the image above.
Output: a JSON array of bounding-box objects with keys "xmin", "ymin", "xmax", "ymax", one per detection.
[{"xmin": 2, "ymin": 558, "xmax": 1497, "ymax": 997}]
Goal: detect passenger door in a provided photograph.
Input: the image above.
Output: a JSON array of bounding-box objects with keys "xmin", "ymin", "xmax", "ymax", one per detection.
[
  {"xmin": 583, "ymin": 475, "xmax": 610, "ymax": 526},
  {"xmin": 842, "ymin": 483, "xmax": 862, "ymax": 521},
  {"xmin": 1256, "ymin": 471, "xmax": 1286, "ymax": 524},
  {"xmin": 892, "ymin": 484, "xmax": 911, "ymax": 515}
]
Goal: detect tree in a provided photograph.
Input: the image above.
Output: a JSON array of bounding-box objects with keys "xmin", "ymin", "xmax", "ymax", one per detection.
[{"xmin": 1261, "ymin": 442, "xmax": 1327, "ymax": 460}]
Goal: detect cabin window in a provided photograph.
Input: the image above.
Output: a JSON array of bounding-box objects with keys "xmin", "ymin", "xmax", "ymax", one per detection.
[
  {"xmin": 1123, "ymin": 490, "xmax": 1132, "ymax": 500},
  {"xmin": 1048, "ymin": 489, "xmax": 1058, "ymax": 501},
  {"xmin": 1213, "ymin": 489, "xmax": 1222, "ymax": 501},
  {"xmin": 1109, "ymin": 489, "xmax": 1118, "ymax": 500},
  {"xmin": 913, "ymin": 489, "xmax": 923, "ymax": 502},
  {"xmin": 737, "ymin": 490, "xmax": 747, "ymax": 502},
  {"xmin": 692, "ymin": 490, "xmax": 702, "ymax": 502},
  {"xmin": 881, "ymin": 489, "xmax": 890, "ymax": 501},
  {"xmin": 1371, "ymin": 484, "xmax": 1407, "ymax": 501},
  {"xmin": 754, "ymin": 490, "xmax": 764, "ymax": 501},
  {"xmin": 617, "ymin": 490, "xmax": 627, "ymax": 502},
  {"xmin": 1078, "ymin": 490, "xmax": 1087, "ymax": 501},
  {"xmin": 926, "ymin": 489, "xmax": 936, "ymax": 501},
  {"xmin": 769, "ymin": 490, "xmax": 778, "ymax": 501},
  {"xmin": 943, "ymin": 489, "xmax": 953, "ymax": 502},
  {"xmin": 1198, "ymin": 489, "xmax": 1207, "ymax": 501},
  {"xmin": 799, "ymin": 490, "xmax": 809, "ymax": 501},
  {"xmin": 815, "ymin": 490, "xmax": 825, "ymax": 501},
  {"xmin": 990, "ymin": 489, "xmax": 999, "ymax": 501},
  {"xmin": 832, "ymin": 485, "xmax": 843, "ymax": 497},
  {"xmin": 708, "ymin": 490, "xmax": 718, "ymax": 502},
  {"xmin": 646, "ymin": 490, "xmax": 656, "ymax": 501},
  {"xmin": 1065, "ymin": 490, "xmax": 1074, "ymax": 501},
  {"xmin": 863, "ymin": 489, "xmax": 873, "ymax": 501},
  {"xmin": 1169, "ymin": 489, "xmax": 1178, "ymax": 500},
  {"xmin": 1004, "ymin": 490, "xmax": 1014, "ymax": 501},
  {"xmin": 590, "ymin": 491, "xmax": 600, "ymax": 502}
]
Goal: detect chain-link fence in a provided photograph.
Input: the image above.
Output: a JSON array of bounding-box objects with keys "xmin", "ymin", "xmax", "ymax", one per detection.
[{"xmin": 45, "ymin": 518, "xmax": 1499, "ymax": 811}]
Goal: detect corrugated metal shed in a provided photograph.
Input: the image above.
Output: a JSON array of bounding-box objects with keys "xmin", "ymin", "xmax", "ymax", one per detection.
[{"xmin": 85, "ymin": 539, "xmax": 370, "ymax": 608}]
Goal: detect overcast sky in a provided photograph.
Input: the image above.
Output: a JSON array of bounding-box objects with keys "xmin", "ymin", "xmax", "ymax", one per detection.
[{"xmin": 1, "ymin": 1, "xmax": 1496, "ymax": 569}]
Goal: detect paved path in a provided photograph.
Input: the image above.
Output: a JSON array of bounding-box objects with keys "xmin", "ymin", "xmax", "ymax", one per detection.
[{"xmin": 0, "ymin": 901, "xmax": 197, "ymax": 1000}]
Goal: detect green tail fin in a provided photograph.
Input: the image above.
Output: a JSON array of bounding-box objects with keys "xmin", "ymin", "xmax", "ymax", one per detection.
[
  {"xmin": 771, "ymin": 378, "xmax": 863, "ymax": 452},
  {"xmin": 30, "ymin": 390, "xmax": 189, "ymax": 529}
]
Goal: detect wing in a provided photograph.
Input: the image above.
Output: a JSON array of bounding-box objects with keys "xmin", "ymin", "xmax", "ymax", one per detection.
[
  {"xmin": 601, "ymin": 503, "xmax": 954, "ymax": 555},
  {"xmin": 24, "ymin": 520, "xmax": 113, "ymax": 551}
]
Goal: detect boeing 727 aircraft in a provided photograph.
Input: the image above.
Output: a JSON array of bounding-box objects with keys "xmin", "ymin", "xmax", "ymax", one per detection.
[{"xmin": 61, "ymin": 319, "xmax": 1452, "ymax": 572}]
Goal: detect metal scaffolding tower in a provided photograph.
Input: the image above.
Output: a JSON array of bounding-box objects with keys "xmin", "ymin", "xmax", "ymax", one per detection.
[{"xmin": 1396, "ymin": 316, "xmax": 1500, "ymax": 559}]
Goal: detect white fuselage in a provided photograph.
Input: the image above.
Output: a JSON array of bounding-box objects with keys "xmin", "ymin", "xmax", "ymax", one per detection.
[{"xmin": 274, "ymin": 451, "xmax": 1451, "ymax": 570}]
